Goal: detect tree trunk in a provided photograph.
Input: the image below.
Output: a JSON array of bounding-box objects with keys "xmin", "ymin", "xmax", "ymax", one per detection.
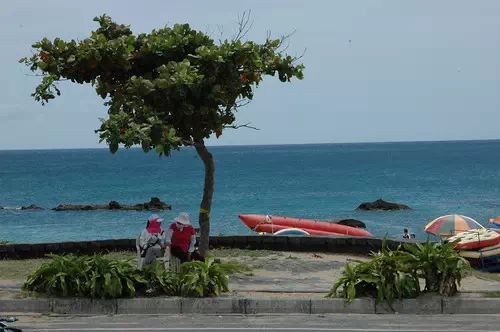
[
  {"xmin": 424, "ymin": 271, "xmax": 439, "ymax": 292},
  {"xmin": 438, "ymin": 274, "xmax": 457, "ymax": 296},
  {"xmin": 194, "ymin": 141, "xmax": 215, "ymax": 257}
]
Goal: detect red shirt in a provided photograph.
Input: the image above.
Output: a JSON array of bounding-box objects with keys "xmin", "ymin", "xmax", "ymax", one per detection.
[{"xmin": 169, "ymin": 223, "xmax": 195, "ymax": 253}]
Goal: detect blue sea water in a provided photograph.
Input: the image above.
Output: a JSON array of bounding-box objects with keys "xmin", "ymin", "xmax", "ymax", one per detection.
[{"xmin": 1, "ymin": 140, "xmax": 500, "ymax": 244}]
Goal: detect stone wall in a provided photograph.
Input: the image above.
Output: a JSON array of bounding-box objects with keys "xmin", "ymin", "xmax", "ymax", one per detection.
[{"xmin": 0, "ymin": 236, "xmax": 413, "ymax": 260}]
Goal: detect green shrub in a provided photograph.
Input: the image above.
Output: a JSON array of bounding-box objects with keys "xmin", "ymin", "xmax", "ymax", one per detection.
[
  {"xmin": 328, "ymin": 247, "xmax": 419, "ymax": 307},
  {"xmin": 24, "ymin": 255, "xmax": 145, "ymax": 298},
  {"xmin": 329, "ymin": 240, "xmax": 471, "ymax": 305},
  {"xmin": 399, "ymin": 240, "xmax": 470, "ymax": 296},
  {"xmin": 180, "ymin": 257, "xmax": 231, "ymax": 297},
  {"xmin": 0, "ymin": 240, "xmax": 10, "ymax": 245},
  {"xmin": 24, "ymin": 254, "xmax": 88, "ymax": 297},
  {"xmin": 143, "ymin": 262, "xmax": 180, "ymax": 296},
  {"xmin": 24, "ymin": 255, "xmax": 236, "ymax": 298},
  {"xmin": 84, "ymin": 255, "xmax": 145, "ymax": 298}
]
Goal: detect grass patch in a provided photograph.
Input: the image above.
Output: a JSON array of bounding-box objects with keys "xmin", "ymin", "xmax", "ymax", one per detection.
[
  {"xmin": 212, "ymin": 248, "xmax": 284, "ymax": 258},
  {"xmin": 0, "ymin": 258, "xmax": 49, "ymax": 281}
]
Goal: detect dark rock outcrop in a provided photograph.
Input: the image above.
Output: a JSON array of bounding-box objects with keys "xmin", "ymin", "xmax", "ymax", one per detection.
[
  {"xmin": 139, "ymin": 197, "xmax": 171, "ymax": 211},
  {"xmin": 108, "ymin": 201, "xmax": 121, "ymax": 210},
  {"xmin": 53, "ymin": 204, "xmax": 98, "ymax": 211},
  {"xmin": 21, "ymin": 204, "xmax": 44, "ymax": 210},
  {"xmin": 356, "ymin": 199, "xmax": 410, "ymax": 211},
  {"xmin": 52, "ymin": 197, "xmax": 171, "ymax": 211},
  {"xmin": 335, "ymin": 219, "xmax": 366, "ymax": 228}
]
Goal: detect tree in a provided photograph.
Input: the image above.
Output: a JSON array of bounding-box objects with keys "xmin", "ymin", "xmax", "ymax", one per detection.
[{"xmin": 21, "ymin": 15, "xmax": 304, "ymax": 256}]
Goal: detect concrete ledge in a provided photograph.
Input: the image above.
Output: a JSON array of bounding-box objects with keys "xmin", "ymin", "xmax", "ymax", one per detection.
[
  {"xmin": 116, "ymin": 297, "xmax": 180, "ymax": 314},
  {"xmin": 1, "ymin": 296, "xmax": 498, "ymax": 315},
  {"xmin": 0, "ymin": 299, "xmax": 51, "ymax": 313},
  {"xmin": 311, "ymin": 298, "xmax": 375, "ymax": 314},
  {"xmin": 245, "ymin": 298, "xmax": 311, "ymax": 314},
  {"xmin": 181, "ymin": 297, "xmax": 244, "ymax": 314},
  {"xmin": 442, "ymin": 297, "xmax": 500, "ymax": 314},
  {"xmin": 376, "ymin": 295, "xmax": 443, "ymax": 314},
  {"xmin": 51, "ymin": 298, "xmax": 116, "ymax": 315}
]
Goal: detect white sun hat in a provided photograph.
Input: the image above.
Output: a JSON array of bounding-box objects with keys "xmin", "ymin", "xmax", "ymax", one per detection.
[
  {"xmin": 174, "ymin": 212, "xmax": 191, "ymax": 225},
  {"xmin": 148, "ymin": 214, "xmax": 164, "ymax": 222}
]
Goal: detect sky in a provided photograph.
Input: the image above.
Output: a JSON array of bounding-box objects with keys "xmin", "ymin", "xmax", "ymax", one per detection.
[{"xmin": 1, "ymin": 0, "xmax": 499, "ymax": 150}]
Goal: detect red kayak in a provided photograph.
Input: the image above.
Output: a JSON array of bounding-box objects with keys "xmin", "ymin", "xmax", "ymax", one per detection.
[{"xmin": 239, "ymin": 214, "xmax": 373, "ymax": 237}]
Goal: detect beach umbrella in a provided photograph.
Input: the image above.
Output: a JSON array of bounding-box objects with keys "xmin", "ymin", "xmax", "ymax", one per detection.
[{"xmin": 424, "ymin": 214, "xmax": 485, "ymax": 237}]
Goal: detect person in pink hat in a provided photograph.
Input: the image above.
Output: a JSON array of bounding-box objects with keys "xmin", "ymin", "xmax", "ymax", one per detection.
[
  {"xmin": 164, "ymin": 212, "xmax": 203, "ymax": 263},
  {"xmin": 139, "ymin": 214, "xmax": 165, "ymax": 265}
]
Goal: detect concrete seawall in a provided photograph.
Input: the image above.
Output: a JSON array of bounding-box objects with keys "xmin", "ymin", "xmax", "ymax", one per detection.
[{"xmin": 0, "ymin": 235, "xmax": 414, "ymax": 259}]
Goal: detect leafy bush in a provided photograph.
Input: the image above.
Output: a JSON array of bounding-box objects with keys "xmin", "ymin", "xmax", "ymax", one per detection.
[
  {"xmin": 0, "ymin": 240, "xmax": 10, "ymax": 245},
  {"xmin": 24, "ymin": 255, "xmax": 145, "ymax": 298},
  {"xmin": 24, "ymin": 254, "xmax": 238, "ymax": 298},
  {"xmin": 329, "ymin": 240, "xmax": 471, "ymax": 305},
  {"xmin": 399, "ymin": 240, "xmax": 470, "ymax": 296},
  {"xmin": 328, "ymin": 247, "xmax": 419, "ymax": 307},
  {"xmin": 84, "ymin": 255, "xmax": 145, "ymax": 298},
  {"xmin": 24, "ymin": 254, "xmax": 88, "ymax": 297},
  {"xmin": 179, "ymin": 257, "xmax": 232, "ymax": 297},
  {"xmin": 143, "ymin": 262, "xmax": 180, "ymax": 296}
]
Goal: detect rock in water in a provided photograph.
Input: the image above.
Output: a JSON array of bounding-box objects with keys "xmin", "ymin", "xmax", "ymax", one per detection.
[
  {"xmin": 108, "ymin": 201, "xmax": 121, "ymax": 210},
  {"xmin": 133, "ymin": 197, "xmax": 172, "ymax": 211},
  {"xmin": 356, "ymin": 199, "xmax": 410, "ymax": 211},
  {"xmin": 336, "ymin": 219, "xmax": 366, "ymax": 228},
  {"xmin": 144, "ymin": 197, "xmax": 171, "ymax": 210},
  {"xmin": 52, "ymin": 198, "xmax": 171, "ymax": 211},
  {"xmin": 21, "ymin": 204, "xmax": 44, "ymax": 210},
  {"xmin": 53, "ymin": 204, "xmax": 99, "ymax": 211}
]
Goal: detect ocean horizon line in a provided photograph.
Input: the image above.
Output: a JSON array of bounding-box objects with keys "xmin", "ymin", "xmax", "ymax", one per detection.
[{"xmin": 1, "ymin": 137, "xmax": 500, "ymax": 152}]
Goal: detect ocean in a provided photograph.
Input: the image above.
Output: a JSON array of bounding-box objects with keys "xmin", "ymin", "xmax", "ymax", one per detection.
[{"xmin": 1, "ymin": 140, "xmax": 500, "ymax": 244}]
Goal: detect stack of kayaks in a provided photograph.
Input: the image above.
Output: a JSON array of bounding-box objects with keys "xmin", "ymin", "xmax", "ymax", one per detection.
[
  {"xmin": 448, "ymin": 229, "xmax": 500, "ymax": 272},
  {"xmin": 239, "ymin": 214, "xmax": 373, "ymax": 237}
]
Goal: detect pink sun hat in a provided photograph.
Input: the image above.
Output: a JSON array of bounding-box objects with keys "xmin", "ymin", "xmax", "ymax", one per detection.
[{"xmin": 146, "ymin": 214, "xmax": 163, "ymax": 234}]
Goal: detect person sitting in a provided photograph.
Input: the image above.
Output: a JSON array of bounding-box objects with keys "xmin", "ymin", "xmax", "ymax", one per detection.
[
  {"xmin": 402, "ymin": 228, "xmax": 410, "ymax": 240},
  {"xmin": 164, "ymin": 212, "xmax": 203, "ymax": 263},
  {"xmin": 139, "ymin": 214, "xmax": 165, "ymax": 266}
]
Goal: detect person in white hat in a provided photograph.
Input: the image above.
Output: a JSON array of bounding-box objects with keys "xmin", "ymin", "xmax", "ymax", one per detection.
[
  {"xmin": 164, "ymin": 212, "xmax": 201, "ymax": 263},
  {"xmin": 139, "ymin": 214, "xmax": 165, "ymax": 265}
]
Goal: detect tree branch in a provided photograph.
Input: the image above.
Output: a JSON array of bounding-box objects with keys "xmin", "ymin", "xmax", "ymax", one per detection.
[
  {"xmin": 181, "ymin": 139, "xmax": 195, "ymax": 146},
  {"xmin": 223, "ymin": 122, "xmax": 260, "ymax": 130},
  {"xmin": 233, "ymin": 10, "xmax": 253, "ymax": 41}
]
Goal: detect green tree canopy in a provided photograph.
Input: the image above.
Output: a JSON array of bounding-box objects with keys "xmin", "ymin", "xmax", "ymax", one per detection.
[{"xmin": 21, "ymin": 15, "xmax": 304, "ymax": 254}]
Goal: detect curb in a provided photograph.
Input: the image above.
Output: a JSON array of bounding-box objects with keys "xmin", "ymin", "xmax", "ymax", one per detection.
[{"xmin": 1, "ymin": 297, "xmax": 500, "ymax": 315}]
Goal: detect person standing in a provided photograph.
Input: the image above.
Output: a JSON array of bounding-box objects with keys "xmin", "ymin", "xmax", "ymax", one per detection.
[{"xmin": 164, "ymin": 212, "xmax": 202, "ymax": 263}]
